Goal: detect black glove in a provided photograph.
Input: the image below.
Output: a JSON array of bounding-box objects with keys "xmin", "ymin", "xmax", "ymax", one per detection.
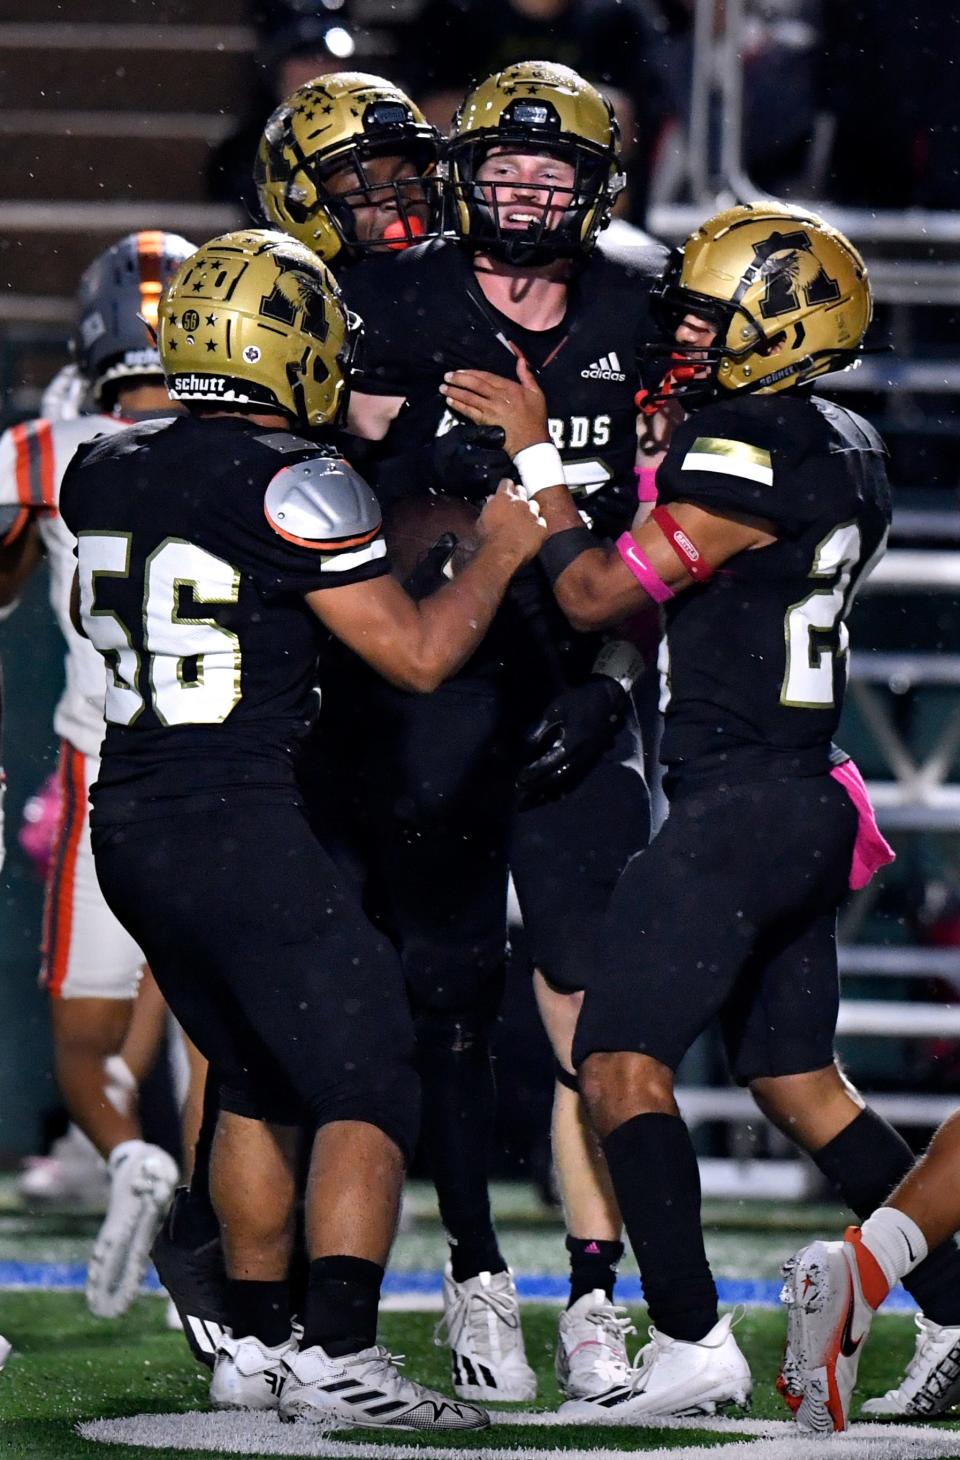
[
  {"xmin": 402, "ymin": 532, "xmax": 458, "ymax": 600},
  {"xmin": 430, "ymin": 423, "xmax": 512, "ymax": 500},
  {"xmin": 518, "ymin": 676, "xmax": 629, "ymax": 800}
]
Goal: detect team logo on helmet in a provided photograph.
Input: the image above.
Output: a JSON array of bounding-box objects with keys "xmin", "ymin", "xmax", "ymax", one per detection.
[
  {"xmin": 646, "ymin": 202, "xmax": 872, "ymax": 406},
  {"xmin": 159, "ymin": 230, "xmax": 361, "ymax": 430}
]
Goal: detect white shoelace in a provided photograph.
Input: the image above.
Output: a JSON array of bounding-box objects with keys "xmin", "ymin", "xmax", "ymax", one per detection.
[
  {"xmin": 435, "ymin": 1282, "xmax": 520, "ymax": 1349},
  {"xmin": 352, "ymin": 1346, "xmax": 406, "ymax": 1380},
  {"xmin": 901, "ymin": 1316, "xmax": 947, "ymax": 1392},
  {"xmin": 580, "ymin": 1302, "xmax": 636, "ymax": 1350}
]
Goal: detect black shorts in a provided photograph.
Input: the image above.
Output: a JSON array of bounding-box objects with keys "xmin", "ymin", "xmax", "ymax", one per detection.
[
  {"xmin": 362, "ymin": 673, "xmax": 514, "ymax": 1015},
  {"xmin": 510, "ymin": 714, "xmax": 649, "ymax": 994},
  {"xmin": 92, "ymin": 796, "xmax": 418, "ymax": 1157},
  {"xmin": 362, "ymin": 674, "xmax": 649, "ymax": 1009},
  {"xmin": 573, "ymin": 774, "xmax": 858, "ymax": 1083}
]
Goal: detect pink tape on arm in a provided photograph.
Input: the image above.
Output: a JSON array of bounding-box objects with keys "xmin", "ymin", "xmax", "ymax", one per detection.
[
  {"xmin": 830, "ymin": 757, "xmax": 896, "ymax": 890},
  {"xmin": 635, "ymin": 465, "xmax": 658, "ymax": 502},
  {"xmin": 616, "ymin": 532, "xmax": 675, "ymax": 603}
]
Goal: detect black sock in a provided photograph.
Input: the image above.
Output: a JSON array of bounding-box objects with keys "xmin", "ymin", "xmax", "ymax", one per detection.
[
  {"xmin": 302, "ymin": 1256, "xmax": 383, "ymax": 1357},
  {"xmin": 603, "ymin": 1113, "xmax": 717, "ymax": 1342},
  {"xmin": 812, "ymin": 1107, "xmax": 960, "ymax": 1326},
  {"xmin": 566, "ymin": 1235, "xmax": 624, "ymax": 1307},
  {"xmin": 416, "ymin": 1028, "xmax": 506, "ymax": 1283},
  {"xmin": 226, "ymin": 1278, "xmax": 291, "ymax": 1348},
  {"xmin": 186, "ymin": 1067, "xmax": 219, "ymax": 1230}
]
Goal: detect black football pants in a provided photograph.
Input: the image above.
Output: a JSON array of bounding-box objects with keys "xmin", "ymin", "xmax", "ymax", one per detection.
[{"xmin": 92, "ymin": 796, "xmax": 419, "ymax": 1160}]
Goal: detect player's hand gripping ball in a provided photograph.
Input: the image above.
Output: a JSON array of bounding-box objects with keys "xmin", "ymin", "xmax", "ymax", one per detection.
[{"xmin": 477, "ymin": 479, "xmax": 547, "ymax": 564}]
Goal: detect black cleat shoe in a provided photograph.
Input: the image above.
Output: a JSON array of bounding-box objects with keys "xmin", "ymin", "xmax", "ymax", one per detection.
[{"xmin": 151, "ymin": 1186, "xmax": 229, "ymax": 1370}]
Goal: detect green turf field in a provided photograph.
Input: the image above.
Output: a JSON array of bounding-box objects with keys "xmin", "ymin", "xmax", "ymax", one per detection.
[{"xmin": 3, "ymin": 1293, "xmax": 960, "ymax": 1459}]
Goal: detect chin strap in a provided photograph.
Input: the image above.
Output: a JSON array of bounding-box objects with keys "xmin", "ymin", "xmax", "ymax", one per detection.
[{"xmin": 635, "ymin": 355, "xmax": 708, "ymax": 416}]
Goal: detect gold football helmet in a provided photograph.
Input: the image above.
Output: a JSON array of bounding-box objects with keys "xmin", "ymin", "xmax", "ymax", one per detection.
[
  {"xmin": 158, "ymin": 230, "xmax": 361, "ymax": 429},
  {"xmin": 444, "ymin": 61, "xmax": 624, "ymax": 265},
  {"xmin": 255, "ymin": 72, "xmax": 440, "ymax": 263},
  {"xmin": 650, "ymin": 202, "xmax": 872, "ymax": 401}
]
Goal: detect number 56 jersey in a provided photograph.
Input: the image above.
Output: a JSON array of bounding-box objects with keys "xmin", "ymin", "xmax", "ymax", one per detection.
[
  {"xmin": 59, "ymin": 414, "xmax": 389, "ymax": 825},
  {"xmin": 654, "ymin": 392, "xmax": 892, "ymax": 789}
]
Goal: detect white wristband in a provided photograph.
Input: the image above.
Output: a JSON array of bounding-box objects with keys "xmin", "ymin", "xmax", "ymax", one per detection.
[
  {"xmin": 592, "ymin": 639, "xmax": 644, "ymax": 693},
  {"xmin": 513, "ymin": 442, "xmax": 565, "ymax": 497}
]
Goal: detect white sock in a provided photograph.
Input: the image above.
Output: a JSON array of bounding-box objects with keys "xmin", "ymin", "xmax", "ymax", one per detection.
[
  {"xmin": 858, "ymin": 1206, "xmax": 929, "ymax": 1289},
  {"xmin": 102, "ymin": 1055, "xmax": 137, "ymax": 1119}
]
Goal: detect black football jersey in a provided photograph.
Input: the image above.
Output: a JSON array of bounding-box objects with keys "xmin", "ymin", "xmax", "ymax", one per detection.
[
  {"xmin": 342, "ymin": 234, "xmax": 668, "ymax": 540},
  {"xmin": 59, "ymin": 415, "xmax": 390, "ymax": 821},
  {"xmin": 654, "ymin": 392, "xmax": 892, "ymax": 787}
]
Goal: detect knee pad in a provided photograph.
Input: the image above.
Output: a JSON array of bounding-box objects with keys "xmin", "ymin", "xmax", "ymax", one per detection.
[
  {"xmin": 307, "ymin": 1062, "xmax": 421, "ymax": 1167},
  {"xmin": 218, "ymin": 1080, "xmax": 305, "ymax": 1127}
]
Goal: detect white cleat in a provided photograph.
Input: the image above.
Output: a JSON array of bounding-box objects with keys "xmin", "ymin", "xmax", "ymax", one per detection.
[
  {"xmin": 279, "ymin": 1342, "xmax": 489, "ymax": 1430},
  {"xmin": 559, "ymin": 1312, "xmax": 751, "ymax": 1421},
  {"xmin": 435, "ymin": 1266, "xmax": 537, "ymax": 1402},
  {"xmin": 86, "ymin": 1140, "xmax": 178, "ymax": 1319},
  {"xmin": 210, "ymin": 1332, "xmax": 295, "ymax": 1410},
  {"xmin": 778, "ymin": 1227, "xmax": 888, "ymax": 1433},
  {"xmin": 556, "ymin": 1289, "xmax": 636, "ymax": 1399},
  {"xmin": 0, "ymin": 1336, "xmax": 11, "ymax": 1371},
  {"xmin": 860, "ymin": 1314, "xmax": 960, "ymax": 1418}
]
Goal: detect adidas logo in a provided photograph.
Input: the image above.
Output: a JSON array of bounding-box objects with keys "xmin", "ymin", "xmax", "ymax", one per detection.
[{"xmin": 581, "ymin": 351, "xmax": 625, "ymax": 382}]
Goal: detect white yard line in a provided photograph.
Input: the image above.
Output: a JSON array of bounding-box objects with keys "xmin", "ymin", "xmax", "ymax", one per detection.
[{"xmin": 79, "ymin": 1409, "xmax": 960, "ymax": 1459}]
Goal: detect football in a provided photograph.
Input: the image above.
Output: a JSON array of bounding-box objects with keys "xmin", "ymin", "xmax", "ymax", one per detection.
[{"xmin": 383, "ymin": 491, "xmax": 482, "ymax": 584}]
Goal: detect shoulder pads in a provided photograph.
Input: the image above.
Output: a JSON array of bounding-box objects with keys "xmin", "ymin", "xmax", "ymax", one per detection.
[
  {"xmin": 264, "ymin": 457, "xmax": 382, "ymax": 551},
  {"xmin": 254, "ymin": 431, "xmax": 336, "ymax": 458}
]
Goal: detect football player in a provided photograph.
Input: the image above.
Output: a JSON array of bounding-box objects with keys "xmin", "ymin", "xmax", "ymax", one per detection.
[
  {"xmin": 782, "ymin": 1109, "xmax": 960, "ymax": 1429},
  {"xmin": 255, "ymin": 71, "xmax": 441, "ymax": 266},
  {"xmin": 149, "ymin": 70, "xmax": 449, "ymax": 1371},
  {"xmin": 0, "ymin": 231, "xmax": 198, "ymax": 1317},
  {"xmin": 445, "ymin": 200, "xmax": 960, "ymax": 1417},
  {"xmin": 61, "ymin": 229, "xmax": 543, "ymax": 1427},
  {"xmin": 328, "ymin": 61, "xmax": 668, "ymax": 1403}
]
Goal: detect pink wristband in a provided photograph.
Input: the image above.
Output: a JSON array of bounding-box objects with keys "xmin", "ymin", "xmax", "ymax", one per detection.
[
  {"xmin": 635, "ymin": 465, "xmax": 658, "ymax": 503},
  {"xmin": 616, "ymin": 533, "xmax": 675, "ymax": 603}
]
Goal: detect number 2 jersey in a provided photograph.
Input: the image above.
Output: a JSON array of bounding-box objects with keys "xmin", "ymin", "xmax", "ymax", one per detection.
[
  {"xmin": 654, "ymin": 390, "xmax": 891, "ymax": 790},
  {"xmin": 58, "ymin": 414, "xmax": 390, "ymax": 824}
]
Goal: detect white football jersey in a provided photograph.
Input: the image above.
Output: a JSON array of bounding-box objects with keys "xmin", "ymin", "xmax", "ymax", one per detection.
[{"xmin": 0, "ymin": 413, "xmax": 138, "ymax": 757}]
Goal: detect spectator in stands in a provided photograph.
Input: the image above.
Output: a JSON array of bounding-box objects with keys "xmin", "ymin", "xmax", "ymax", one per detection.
[
  {"xmin": 208, "ymin": 3, "xmax": 364, "ymax": 216},
  {"xmin": 399, "ymin": 0, "xmax": 677, "ymax": 225}
]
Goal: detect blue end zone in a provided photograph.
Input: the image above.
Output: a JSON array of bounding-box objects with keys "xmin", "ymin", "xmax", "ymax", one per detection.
[{"xmin": 0, "ymin": 1261, "xmax": 918, "ymax": 1310}]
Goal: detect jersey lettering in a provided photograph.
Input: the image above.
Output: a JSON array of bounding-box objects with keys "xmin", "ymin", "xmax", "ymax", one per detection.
[
  {"xmin": 781, "ymin": 521, "xmax": 863, "ymax": 708},
  {"xmin": 548, "ymin": 414, "xmax": 614, "ymax": 452},
  {"xmin": 79, "ymin": 532, "xmax": 144, "ymax": 726},
  {"xmin": 79, "ymin": 534, "xmax": 242, "ymax": 726}
]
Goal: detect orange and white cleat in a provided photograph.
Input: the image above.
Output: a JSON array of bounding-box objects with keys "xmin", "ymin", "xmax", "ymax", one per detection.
[{"xmin": 779, "ymin": 1226, "xmax": 889, "ymax": 1432}]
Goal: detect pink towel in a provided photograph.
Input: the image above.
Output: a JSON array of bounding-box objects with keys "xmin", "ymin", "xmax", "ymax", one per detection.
[{"xmin": 830, "ymin": 758, "xmax": 895, "ymax": 890}]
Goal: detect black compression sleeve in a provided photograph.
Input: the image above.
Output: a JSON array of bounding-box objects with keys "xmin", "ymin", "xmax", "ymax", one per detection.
[{"xmin": 539, "ymin": 527, "xmax": 598, "ymax": 586}]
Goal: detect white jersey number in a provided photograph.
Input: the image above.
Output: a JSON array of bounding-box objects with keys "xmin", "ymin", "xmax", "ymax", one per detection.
[
  {"xmin": 781, "ymin": 521, "xmax": 863, "ymax": 709},
  {"xmin": 78, "ymin": 535, "xmax": 242, "ymax": 726}
]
